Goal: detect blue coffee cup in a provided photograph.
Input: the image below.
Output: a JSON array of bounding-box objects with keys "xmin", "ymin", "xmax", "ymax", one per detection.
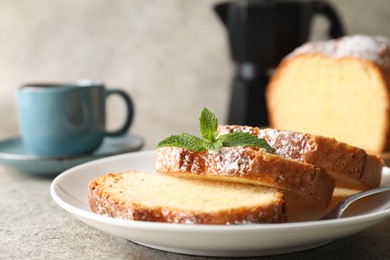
[{"xmin": 16, "ymin": 80, "xmax": 134, "ymax": 156}]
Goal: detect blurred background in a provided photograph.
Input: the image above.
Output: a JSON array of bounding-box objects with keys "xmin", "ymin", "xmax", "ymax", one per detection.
[{"xmin": 0, "ymin": 0, "xmax": 389, "ymax": 149}]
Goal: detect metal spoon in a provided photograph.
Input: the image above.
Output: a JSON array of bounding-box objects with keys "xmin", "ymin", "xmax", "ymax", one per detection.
[{"xmin": 321, "ymin": 185, "xmax": 390, "ymax": 220}]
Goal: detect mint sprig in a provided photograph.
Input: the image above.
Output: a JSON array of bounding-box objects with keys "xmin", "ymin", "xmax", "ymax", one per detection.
[
  {"xmin": 157, "ymin": 108, "xmax": 275, "ymax": 152},
  {"xmin": 199, "ymin": 108, "xmax": 219, "ymax": 142},
  {"xmin": 156, "ymin": 133, "xmax": 205, "ymax": 152}
]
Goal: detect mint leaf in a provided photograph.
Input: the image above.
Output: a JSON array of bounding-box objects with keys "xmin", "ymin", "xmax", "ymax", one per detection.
[
  {"xmin": 204, "ymin": 138, "xmax": 223, "ymax": 151},
  {"xmin": 219, "ymin": 132, "xmax": 275, "ymax": 152},
  {"xmin": 199, "ymin": 108, "xmax": 218, "ymax": 142},
  {"xmin": 157, "ymin": 107, "xmax": 275, "ymax": 153},
  {"xmin": 157, "ymin": 133, "xmax": 206, "ymax": 152}
]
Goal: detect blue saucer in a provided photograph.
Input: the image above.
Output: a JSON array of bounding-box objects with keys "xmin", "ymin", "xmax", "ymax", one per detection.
[{"xmin": 0, "ymin": 134, "xmax": 144, "ymax": 176}]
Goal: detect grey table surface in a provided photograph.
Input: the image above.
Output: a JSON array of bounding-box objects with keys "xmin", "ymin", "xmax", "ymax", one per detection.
[{"xmin": 1, "ymin": 165, "xmax": 389, "ymax": 260}]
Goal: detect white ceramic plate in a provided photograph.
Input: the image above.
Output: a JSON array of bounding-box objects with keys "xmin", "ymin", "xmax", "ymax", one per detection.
[{"xmin": 50, "ymin": 150, "xmax": 390, "ymax": 257}]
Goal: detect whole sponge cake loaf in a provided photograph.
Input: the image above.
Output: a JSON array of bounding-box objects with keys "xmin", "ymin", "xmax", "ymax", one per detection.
[
  {"xmin": 156, "ymin": 146, "xmax": 335, "ymax": 207},
  {"xmin": 218, "ymin": 125, "xmax": 383, "ymax": 190},
  {"xmin": 88, "ymin": 171, "xmax": 286, "ymax": 224},
  {"xmin": 266, "ymin": 34, "xmax": 390, "ymax": 154}
]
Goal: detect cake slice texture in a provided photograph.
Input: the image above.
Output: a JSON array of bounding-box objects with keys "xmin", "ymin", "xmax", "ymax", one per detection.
[
  {"xmin": 88, "ymin": 171, "xmax": 286, "ymax": 224},
  {"xmin": 156, "ymin": 147, "xmax": 335, "ymax": 207},
  {"xmin": 218, "ymin": 125, "xmax": 383, "ymax": 190},
  {"xmin": 266, "ymin": 34, "xmax": 390, "ymax": 154}
]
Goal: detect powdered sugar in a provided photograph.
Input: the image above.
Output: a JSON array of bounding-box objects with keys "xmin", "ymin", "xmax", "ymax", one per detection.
[
  {"xmin": 289, "ymin": 34, "xmax": 390, "ymax": 68},
  {"xmin": 218, "ymin": 125, "xmax": 259, "ymax": 136},
  {"xmin": 207, "ymin": 147, "xmax": 255, "ymax": 176},
  {"xmin": 156, "ymin": 146, "xmax": 256, "ymax": 176},
  {"xmin": 257, "ymin": 129, "xmax": 311, "ymax": 161},
  {"xmin": 157, "ymin": 126, "xmax": 314, "ymax": 174},
  {"xmin": 218, "ymin": 125, "xmax": 313, "ymax": 161}
]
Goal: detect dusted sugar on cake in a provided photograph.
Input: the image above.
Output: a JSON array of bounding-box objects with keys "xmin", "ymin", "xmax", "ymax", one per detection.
[{"xmin": 266, "ymin": 34, "xmax": 390, "ymax": 154}]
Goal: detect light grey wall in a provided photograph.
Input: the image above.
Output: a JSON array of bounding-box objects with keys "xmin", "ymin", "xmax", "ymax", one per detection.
[{"xmin": 0, "ymin": 0, "xmax": 389, "ymax": 149}]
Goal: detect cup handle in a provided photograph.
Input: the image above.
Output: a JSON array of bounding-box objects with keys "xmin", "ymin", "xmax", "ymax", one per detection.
[
  {"xmin": 105, "ymin": 88, "xmax": 134, "ymax": 137},
  {"xmin": 311, "ymin": 1, "xmax": 346, "ymax": 38}
]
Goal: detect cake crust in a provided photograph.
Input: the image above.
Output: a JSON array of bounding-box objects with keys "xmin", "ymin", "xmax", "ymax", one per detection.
[{"xmin": 288, "ymin": 34, "xmax": 390, "ymax": 67}]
